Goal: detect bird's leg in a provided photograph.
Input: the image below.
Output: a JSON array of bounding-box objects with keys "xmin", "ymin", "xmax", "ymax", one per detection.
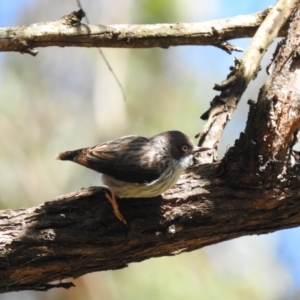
[{"xmin": 105, "ymin": 191, "xmax": 127, "ymax": 224}]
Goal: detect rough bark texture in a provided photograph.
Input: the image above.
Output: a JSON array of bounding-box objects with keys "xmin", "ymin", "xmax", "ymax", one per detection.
[
  {"xmin": 2, "ymin": 161, "xmax": 300, "ymax": 293},
  {"xmin": 1, "ymin": 1, "xmax": 300, "ymax": 294},
  {"xmin": 224, "ymin": 3, "xmax": 300, "ymax": 185},
  {"xmin": 197, "ymin": 0, "xmax": 298, "ymax": 162}
]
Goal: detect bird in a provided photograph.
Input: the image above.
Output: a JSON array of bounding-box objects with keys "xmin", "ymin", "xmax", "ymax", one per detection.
[{"xmin": 56, "ymin": 130, "xmax": 210, "ymax": 224}]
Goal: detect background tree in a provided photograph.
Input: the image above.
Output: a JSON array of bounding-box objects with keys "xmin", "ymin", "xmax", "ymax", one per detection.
[{"xmin": 0, "ymin": 0, "xmax": 299, "ymax": 299}]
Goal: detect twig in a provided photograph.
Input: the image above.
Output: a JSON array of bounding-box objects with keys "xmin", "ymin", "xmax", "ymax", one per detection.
[{"xmin": 76, "ymin": 1, "xmax": 127, "ymax": 101}]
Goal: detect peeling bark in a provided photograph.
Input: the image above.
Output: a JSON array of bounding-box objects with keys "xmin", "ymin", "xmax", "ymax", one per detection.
[
  {"xmin": 197, "ymin": 0, "xmax": 298, "ymax": 160},
  {"xmin": 224, "ymin": 2, "xmax": 300, "ymax": 185}
]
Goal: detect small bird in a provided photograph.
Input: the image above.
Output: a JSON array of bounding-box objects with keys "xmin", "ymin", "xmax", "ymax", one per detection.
[{"xmin": 56, "ymin": 130, "xmax": 210, "ymax": 223}]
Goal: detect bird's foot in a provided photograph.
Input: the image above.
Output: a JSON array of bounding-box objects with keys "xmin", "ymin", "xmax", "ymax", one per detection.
[{"xmin": 105, "ymin": 192, "xmax": 127, "ymax": 224}]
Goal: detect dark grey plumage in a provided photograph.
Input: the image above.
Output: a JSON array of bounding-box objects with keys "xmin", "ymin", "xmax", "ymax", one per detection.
[{"xmin": 56, "ymin": 130, "xmax": 210, "ymax": 223}]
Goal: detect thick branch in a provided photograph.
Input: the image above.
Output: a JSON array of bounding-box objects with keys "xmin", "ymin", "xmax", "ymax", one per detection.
[
  {"xmin": 1, "ymin": 162, "xmax": 300, "ymax": 293},
  {"xmin": 0, "ymin": 9, "xmax": 286, "ymax": 55},
  {"xmin": 224, "ymin": 3, "xmax": 300, "ymax": 184},
  {"xmin": 197, "ymin": 0, "xmax": 298, "ymax": 162}
]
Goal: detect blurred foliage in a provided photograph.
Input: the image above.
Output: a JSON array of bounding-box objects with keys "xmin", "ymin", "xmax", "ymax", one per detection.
[
  {"xmin": 133, "ymin": 0, "xmax": 182, "ymax": 23},
  {"xmin": 0, "ymin": 0, "xmax": 294, "ymax": 299}
]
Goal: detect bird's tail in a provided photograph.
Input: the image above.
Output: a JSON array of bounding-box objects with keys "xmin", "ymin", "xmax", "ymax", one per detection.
[
  {"xmin": 56, "ymin": 150, "xmax": 77, "ymax": 161},
  {"xmin": 56, "ymin": 148, "xmax": 88, "ymax": 164},
  {"xmin": 56, "ymin": 147, "xmax": 94, "ymax": 171},
  {"xmin": 56, "ymin": 146, "xmax": 104, "ymax": 173}
]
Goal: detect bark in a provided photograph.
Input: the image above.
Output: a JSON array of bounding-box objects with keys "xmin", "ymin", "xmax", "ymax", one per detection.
[
  {"xmin": 1, "ymin": 0, "xmax": 300, "ymax": 294},
  {"xmin": 1, "ymin": 161, "xmax": 300, "ymax": 293},
  {"xmin": 197, "ymin": 0, "xmax": 298, "ymax": 162},
  {"xmin": 0, "ymin": 8, "xmax": 285, "ymax": 56}
]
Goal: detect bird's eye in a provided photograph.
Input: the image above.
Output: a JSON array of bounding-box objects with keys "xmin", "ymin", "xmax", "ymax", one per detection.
[{"xmin": 181, "ymin": 145, "xmax": 189, "ymax": 152}]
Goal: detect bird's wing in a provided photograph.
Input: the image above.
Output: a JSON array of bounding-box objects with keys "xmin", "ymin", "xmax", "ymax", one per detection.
[{"xmin": 78, "ymin": 135, "xmax": 162, "ymax": 184}]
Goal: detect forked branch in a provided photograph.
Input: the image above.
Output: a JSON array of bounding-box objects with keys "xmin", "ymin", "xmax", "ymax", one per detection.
[{"xmin": 196, "ymin": 0, "xmax": 298, "ymax": 163}]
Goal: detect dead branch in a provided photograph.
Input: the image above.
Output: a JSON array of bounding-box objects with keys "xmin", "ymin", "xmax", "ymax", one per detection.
[
  {"xmin": 197, "ymin": 0, "xmax": 298, "ymax": 163},
  {"xmin": 0, "ymin": 8, "xmax": 286, "ymax": 56}
]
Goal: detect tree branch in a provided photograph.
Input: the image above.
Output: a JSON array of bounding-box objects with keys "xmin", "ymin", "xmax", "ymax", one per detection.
[
  {"xmin": 0, "ymin": 8, "xmax": 286, "ymax": 55},
  {"xmin": 197, "ymin": 0, "xmax": 298, "ymax": 163},
  {"xmin": 224, "ymin": 2, "xmax": 300, "ymax": 185},
  {"xmin": 1, "ymin": 161, "xmax": 300, "ymax": 293}
]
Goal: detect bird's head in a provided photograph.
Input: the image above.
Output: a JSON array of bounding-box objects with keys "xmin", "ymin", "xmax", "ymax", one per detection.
[{"xmin": 153, "ymin": 131, "xmax": 211, "ymax": 169}]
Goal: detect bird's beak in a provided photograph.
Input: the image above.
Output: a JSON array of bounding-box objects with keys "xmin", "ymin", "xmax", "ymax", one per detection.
[{"xmin": 192, "ymin": 146, "xmax": 211, "ymax": 154}]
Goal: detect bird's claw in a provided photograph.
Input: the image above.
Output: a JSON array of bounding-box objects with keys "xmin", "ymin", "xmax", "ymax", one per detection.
[{"xmin": 105, "ymin": 192, "xmax": 127, "ymax": 224}]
